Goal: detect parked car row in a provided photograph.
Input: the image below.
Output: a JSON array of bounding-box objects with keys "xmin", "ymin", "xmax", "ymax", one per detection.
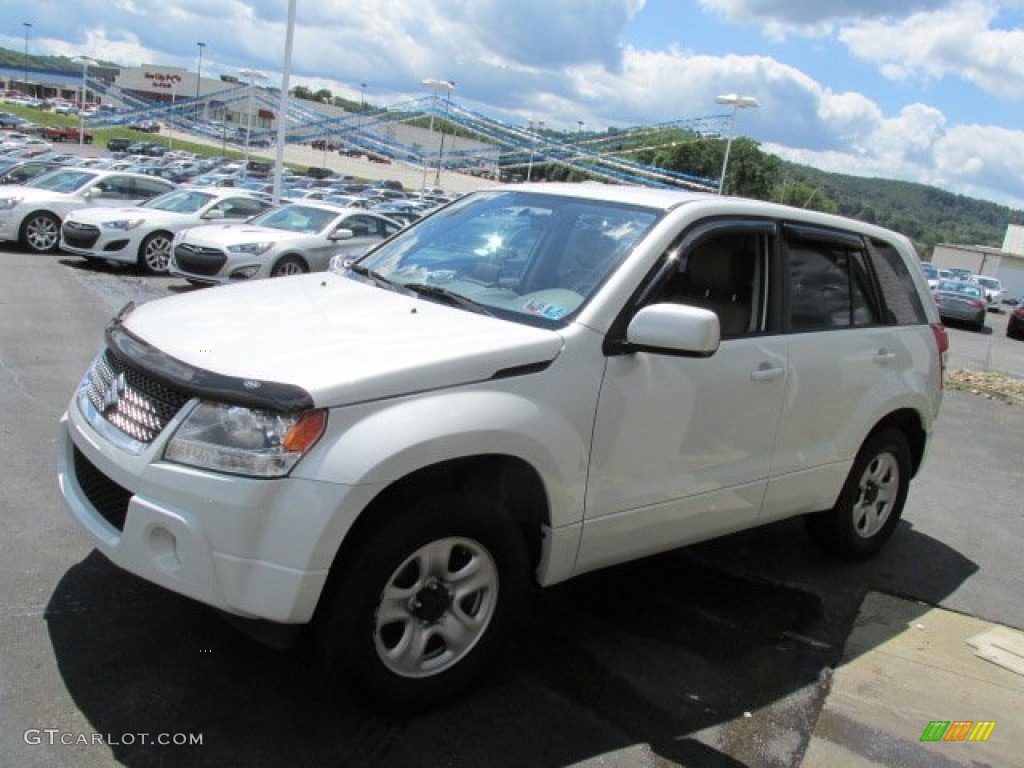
[
  {"xmin": 918, "ymin": 262, "xmax": 1016, "ymax": 334},
  {"xmin": 0, "ymin": 128, "xmax": 464, "ymax": 281}
]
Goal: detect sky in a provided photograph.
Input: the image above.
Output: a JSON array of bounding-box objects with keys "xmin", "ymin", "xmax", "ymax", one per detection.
[{"xmin": 3, "ymin": 0, "xmax": 1024, "ymax": 209}]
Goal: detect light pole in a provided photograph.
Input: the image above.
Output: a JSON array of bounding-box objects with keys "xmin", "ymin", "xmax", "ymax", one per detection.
[
  {"xmin": 239, "ymin": 68, "xmax": 266, "ymax": 178},
  {"xmin": 22, "ymin": 22, "xmax": 31, "ymax": 97},
  {"xmin": 526, "ymin": 119, "xmax": 543, "ymax": 182},
  {"xmin": 421, "ymin": 78, "xmax": 454, "ymax": 190},
  {"xmin": 73, "ymin": 56, "xmax": 94, "ymax": 146},
  {"xmin": 195, "ymin": 42, "xmax": 206, "ymax": 121},
  {"xmin": 168, "ymin": 80, "xmax": 176, "ymax": 150},
  {"xmin": 273, "ymin": 0, "xmax": 297, "ymax": 205},
  {"xmin": 715, "ymin": 93, "xmax": 758, "ymax": 195}
]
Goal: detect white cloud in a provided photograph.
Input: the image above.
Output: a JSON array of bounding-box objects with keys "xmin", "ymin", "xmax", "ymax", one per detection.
[
  {"xmin": 697, "ymin": 0, "xmax": 952, "ymax": 37},
  {"xmin": 839, "ymin": 1, "xmax": 1024, "ymax": 99}
]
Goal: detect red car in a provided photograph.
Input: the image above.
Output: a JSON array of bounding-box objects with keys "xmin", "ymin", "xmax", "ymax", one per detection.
[{"xmin": 1007, "ymin": 303, "xmax": 1024, "ymax": 340}]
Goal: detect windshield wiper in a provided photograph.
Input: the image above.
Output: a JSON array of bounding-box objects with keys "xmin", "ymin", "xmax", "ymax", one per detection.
[
  {"xmin": 402, "ymin": 283, "xmax": 495, "ymax": 316},
  {"xmin": 346, "ymin": 263, "xmax": 404, "ymax": 293}
]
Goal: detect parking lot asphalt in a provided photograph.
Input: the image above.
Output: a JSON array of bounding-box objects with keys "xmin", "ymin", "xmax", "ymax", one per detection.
[{"xmin": 1, "ymin": 248, "xmax": 1022, "ymax": 768}]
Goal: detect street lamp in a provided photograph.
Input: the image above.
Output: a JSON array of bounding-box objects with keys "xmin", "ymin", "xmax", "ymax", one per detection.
[
  {"xmin": 421, "ymin": 78, "xmax": 454, "ymax": 190},
  {"xmin": 715, "ymin": 93, "xmax": 758, "ymax": 195},
  {"xmin": 73, "ymin": 56, "xmax": 94, "ymax": 147},
  {"xmin": 238, "ymin": 68, "xmax": 266, "ymax": 178},
  {"xmin": 195, "ymin": 42, "xmax": 206, "ymax": 121},
  {"xmin": 22, "ymin": 22, "xmax": 31, "ymax": 97}
]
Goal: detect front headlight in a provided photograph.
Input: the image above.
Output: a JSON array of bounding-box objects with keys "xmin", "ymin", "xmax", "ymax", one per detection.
[
  {"xmin": 165, "ymin": 402, "xmax": 326, "ymax": 478},
  {"xmin": 104, "ymin": 218, "xmax": 146, "ymax": 230},
  {"xmin": 227, "ymin": 241, "xmax": 275, "ymax": 255},
  {"xmin": 0, "ymin": 196, "xmax": 23, "ymax": 210}
]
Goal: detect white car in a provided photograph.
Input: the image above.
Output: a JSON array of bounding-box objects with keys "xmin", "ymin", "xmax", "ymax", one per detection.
[
  {"xmin": 60, "ymin": 188, "xmax": 273, "ymax": 274},
  {"xmin": 59, "ymin": 183, "xmax": 946, "ymax": 710},
  {"xmin": 972, "ymin": 275, "xmax": 1004, "ymax": 310},
  {"xmin": 0, "ymin": 168, "xmax": 176, "ymax": 252},
  {"xmin": 168, "ymin": 202, "xmax": 402, "ymax": 284}
]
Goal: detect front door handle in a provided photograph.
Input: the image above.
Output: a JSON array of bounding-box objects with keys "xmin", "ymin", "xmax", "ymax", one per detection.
[{"xmin": 751, "ymin": 362, "xmax": 785, "ymax": 381}]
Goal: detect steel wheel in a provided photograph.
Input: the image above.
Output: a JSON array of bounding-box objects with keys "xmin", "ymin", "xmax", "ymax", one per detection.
[
  {"xmin": 374, "ymin": 536, "xmax": 498, "ymax": 678},
  {"xmin": 850, "ymin": 452, "xmax": 900, "ymax": 538},
  {"xmin": 140, "ymin": 232, "xmax": 173, "ymax": 274},
  {"xmin": 21, "ymin": 212, "xmax": 60, "ymax": 253},
  {"xmin": 317, "ymin": 492, "xmax": 529, "ymax": 711}
]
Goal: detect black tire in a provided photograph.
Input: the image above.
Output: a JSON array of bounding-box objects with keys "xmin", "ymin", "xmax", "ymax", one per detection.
[
  {"xmin": 139, "ymin": 231, "xmax": 173, "ymax": 274},
  {"xmin": 316, "ymin": 493, "xmax": 529, "ymax": 712},
  {"xmin": 270, "ymin": 255, "xmax": 308, "ymax": 277},
  {"xmin": 805, "ymin": 427, "xmax": 911, "ymax": 561},
  {"xmin": 20, "ymin": 211, "xmax": 61, "ymax": 253}
]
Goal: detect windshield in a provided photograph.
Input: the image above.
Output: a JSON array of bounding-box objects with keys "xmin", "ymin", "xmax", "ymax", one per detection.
[
  {"xmin": 142, "ymin": 189, "xmax": 216, "ymax": 213},
  {"xmin": 246, "ymin": 204, "xmax": 341, "ymax": 234},
  {"xmin": 937, "ymin": 281, "xmax": 982, "ymax": 298},
  {"xmin": 975, "ymin": 277, "xmax": 1000, "ymax": 289},
  {"xmin": 26, "ymin": 168, "xmax": 98, "ymax": 193},
  {"xmin": 351, "ymin": 190, "xmax": 661, "ymax": 327}
]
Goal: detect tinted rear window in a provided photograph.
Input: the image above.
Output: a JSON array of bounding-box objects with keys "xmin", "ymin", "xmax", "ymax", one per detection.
[{"xmin": 869, "ymin": 238, "xmax": 929, "ymax": 325}]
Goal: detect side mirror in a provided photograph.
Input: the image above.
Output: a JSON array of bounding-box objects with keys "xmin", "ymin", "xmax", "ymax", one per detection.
[
  {"xmin": 329, "ymin": 227, "xmax": 354, "ymax": 242},
  {"xmin": 202, "ymin": 209, "xmax": 225, "ymax": 220},
  {"xmin": 625, "ymin": 304, "xmax": 720, "ymax": 357}
]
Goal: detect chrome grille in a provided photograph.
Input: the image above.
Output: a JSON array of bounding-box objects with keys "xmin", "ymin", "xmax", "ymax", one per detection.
[{"xmin": 84, "ymin": 350, "xmax": 191, "ymax": 444}]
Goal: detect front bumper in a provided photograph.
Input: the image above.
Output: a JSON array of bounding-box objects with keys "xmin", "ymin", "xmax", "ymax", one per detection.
[
  {"xmin": 58, "ymin": 401, "xmax": 352, "ymax": 624},
  {"xmin": 0, "ymin": 208, "xmax": 25, "ymax": 243}
]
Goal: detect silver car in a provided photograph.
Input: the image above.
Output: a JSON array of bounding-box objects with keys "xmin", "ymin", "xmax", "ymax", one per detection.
[
  {"xmin": 60, "ymin": 188, "xmax": 273, "ymax": 274},
  {"xmin": 168, "ymin": 202, "xmax": 402, "ymax": 284}
]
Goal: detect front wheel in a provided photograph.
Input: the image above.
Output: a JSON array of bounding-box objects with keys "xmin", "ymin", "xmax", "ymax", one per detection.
[
  {"xmin": 20, "ymin": 211, "xmax": 61, "ymax": 253},
  {"xmin": 139, "ymin": 231, "xmax": 173, "ymax": 274},
  {"xmin": 270, "ymin": 255, "xmax": 308, "ymax": 277},
  {"xmin": 805, "ymin": 428, "xmax": 911, "ymax": 560},
  {"xmin": 316, "ymin": 494, "xmax": 529, "ymax": 711}
]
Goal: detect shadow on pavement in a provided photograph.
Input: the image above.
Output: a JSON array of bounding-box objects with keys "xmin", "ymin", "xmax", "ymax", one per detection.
[{"xmin": 46, "ymin": 517, "xmax": 976, "ymax": 767}]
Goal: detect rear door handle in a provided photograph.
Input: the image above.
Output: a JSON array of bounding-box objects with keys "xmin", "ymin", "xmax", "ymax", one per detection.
[
  {"xmin": 751, "ymin": 362, "xmax": 785, "ymax": 381},
  {"xmin": 874, "ymin": 349, "xmax": 897, "ymax": 364}
]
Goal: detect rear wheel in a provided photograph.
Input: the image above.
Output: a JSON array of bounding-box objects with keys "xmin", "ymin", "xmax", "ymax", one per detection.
[
  {"xmin": 270, "ymin": 255, "xmax": 308, "ymax": 277},
  {"xmin": 805, "ymin": 428, "xmax": 911, "ymax": 560},
  {"xmin": 139, "ymin": 231, "xmax": 173, "ymax": 274},
  {"xmin": 316, "ymin": 493, "xmax": 528, "ymax": 711},
  {"xmin": 20, "ymin": 211, "xmax": 61, "ymax": 253}
]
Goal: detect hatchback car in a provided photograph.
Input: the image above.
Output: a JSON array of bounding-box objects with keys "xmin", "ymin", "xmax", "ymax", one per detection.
[
  {"xmin": 60, "ymin": 188, "xmax": 273, "ymax": 273},
  {"xmin": 0, "ymin": 168, "xmax": 176, "ymax": 252},
  {"xmin": 932, "ymin": 280, "xmax": 987, "ymax": 330},
  {"xmin": 168, "ymin": 203, "xmax": 401, "ymax": 284}
]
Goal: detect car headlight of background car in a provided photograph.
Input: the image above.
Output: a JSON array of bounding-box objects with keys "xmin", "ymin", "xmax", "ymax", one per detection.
[
  {"xmin": 227, "ymin": 241, "xmax": 275, "ymax": 256},
  {"xmin": 164, "ymin": 402, "xmax": 327, "ymax": 478},
  {"xmin": 103, "ymin": 218, "xmax": 146, "ymax": 230}
]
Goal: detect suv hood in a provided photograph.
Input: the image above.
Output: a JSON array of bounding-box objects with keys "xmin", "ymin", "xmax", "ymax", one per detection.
[{"xmin": 120, "ymin": 273, "xmax": 564, "ymax": 407}]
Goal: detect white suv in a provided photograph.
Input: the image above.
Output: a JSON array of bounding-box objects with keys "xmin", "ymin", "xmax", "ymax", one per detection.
[{"xmin": 58, "ymin": 184, "xmax": 947, "ymax": 709}]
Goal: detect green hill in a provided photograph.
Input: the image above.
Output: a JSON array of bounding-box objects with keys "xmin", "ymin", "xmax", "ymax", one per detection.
[{"xmin": 779, "ymin": 162, "xmax": 1021, "ymax": 257}]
